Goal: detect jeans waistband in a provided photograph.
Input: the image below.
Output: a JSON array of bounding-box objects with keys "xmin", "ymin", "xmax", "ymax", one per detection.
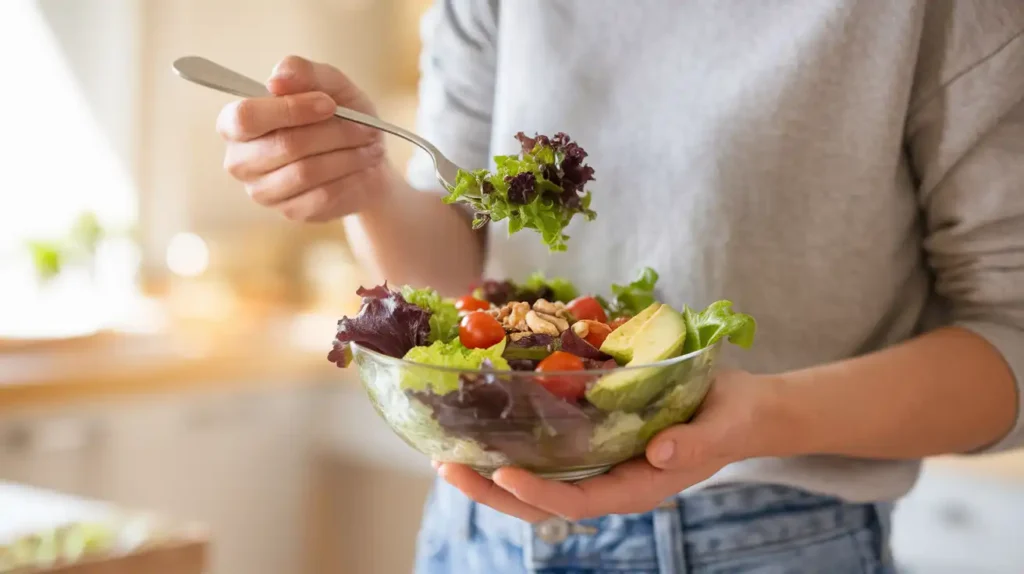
[
  {"xmin": 458, "ymin": 481, "xmax": 884, "ymax": 562},
  {"xmin": 677, "ymin": 483, "xmax": 880, "ymax": 562}
]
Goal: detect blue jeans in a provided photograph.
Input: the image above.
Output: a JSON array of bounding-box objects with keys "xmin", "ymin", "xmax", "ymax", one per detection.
[{"xmin": 414, "ymin": 479, "xmax": 894, "ymax": 573}]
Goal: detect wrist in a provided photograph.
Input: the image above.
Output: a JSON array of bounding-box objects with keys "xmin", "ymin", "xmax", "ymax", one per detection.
[
  {"xmin": 724, "ymin": 371, "xmax": 821, "ymax": 461},
  {"xmin": 760, "ymin": 371, "xmax": 828, "ymax": 458}
]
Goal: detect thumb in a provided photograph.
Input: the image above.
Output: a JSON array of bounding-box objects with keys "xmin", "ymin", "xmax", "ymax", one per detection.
[
  {"xmin": 645, "ymin": 422, "xmax": 719, "ymax": 470},
  {"xmin": 266, "ymin": 55, "xmax": 376, "ymax": 115}
]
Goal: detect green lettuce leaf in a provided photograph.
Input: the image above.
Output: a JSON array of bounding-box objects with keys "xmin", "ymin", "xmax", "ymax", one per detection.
[
  {"xmin": 400, "ymin": 339, "xmax": 510, "ymax": 394},
  {"xmin": 400, "ymin": 286, "xmax": 460, "ymax": 343},
  {"xmin": 522, "ymin": 271, "xmax": 579, "ymax": 303},
  {"xmin": 597, "ymin": 267, "xmax": 660, "ymax": 319},
  {"xmin": 682, "ymin": 300, "xmax": 757, "ymax": 353}
]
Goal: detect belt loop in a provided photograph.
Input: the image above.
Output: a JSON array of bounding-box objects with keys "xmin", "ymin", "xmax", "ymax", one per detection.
[
  {"xmin": 653, "ymin": 497, "xmax": 689, "ymax": 574},
  {"xmin": 871, "ymin": 501, "xmax": 895, "ymax": 567},
  {"xmin": 466, "ymin": 498, "xmax": 477, "ymax": 541}
]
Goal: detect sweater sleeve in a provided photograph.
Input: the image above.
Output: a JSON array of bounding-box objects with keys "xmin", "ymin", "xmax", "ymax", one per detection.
[
  {"xmin": 906, "ymin": 1, "xmax": 1024, "ymax": 452},
  {"xmin": 406, "ymin": 0, "xmax": 498, "ymax": 193}
]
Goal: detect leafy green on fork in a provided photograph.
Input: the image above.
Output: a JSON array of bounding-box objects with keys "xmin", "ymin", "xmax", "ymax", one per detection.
[{"xmin": 442, "ymin": 132, "xmax": 597, "ymax": 251}]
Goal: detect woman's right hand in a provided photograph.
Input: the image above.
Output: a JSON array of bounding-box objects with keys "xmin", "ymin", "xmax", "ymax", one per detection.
[{"xmin": 217, "ymin": 56, "xmax": 389, "ymax": 222}]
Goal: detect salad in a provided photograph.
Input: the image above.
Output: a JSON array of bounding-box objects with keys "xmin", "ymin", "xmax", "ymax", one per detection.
[
  {"xmin": 443, "ymin": 132, "xmax": 597, "ymax": 251},
  {"xmin": 328, "ymin": 268, "xmax": 757, "ymax": 473}
]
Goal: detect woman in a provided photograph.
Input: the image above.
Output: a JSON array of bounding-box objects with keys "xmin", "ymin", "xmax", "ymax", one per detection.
[{"xmin": 217, "ymin": 1, "xmax": 1024, "ymax": 571}]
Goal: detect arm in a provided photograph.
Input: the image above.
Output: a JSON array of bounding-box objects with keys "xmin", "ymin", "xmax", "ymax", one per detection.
[
  {"xmin": 770, "ymin": 327, "xmax": 1017, "ymax": 459},
  {"xmin": 344, "ymin": 0, "xmax": 499, "ymax": 295},
  {"xmin": 343, "ymin": 167, "xmax": 484, "ymax": 295}
]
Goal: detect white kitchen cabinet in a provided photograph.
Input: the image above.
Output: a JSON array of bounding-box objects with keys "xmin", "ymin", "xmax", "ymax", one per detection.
[
  {"xmin": 892, "ymin": 464, "xmax": 1024, "ymax": 574},
  {"xmin": 100, "ymin": 384, "xmax": 324, "ymax": 574},
  {"xmin": 0, "ymin": 409, "xmax": 106, "ymax": 498}
]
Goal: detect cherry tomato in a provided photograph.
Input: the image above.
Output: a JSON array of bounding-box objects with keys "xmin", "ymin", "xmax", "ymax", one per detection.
[
  {"xmin": 535, "ymin": 351, "xmax": 587, "ymax": 400},
  {"xmin": 608, "ymin": 316, "xmax": 631, "ymax": 331},
  {"xmin": 567, "ymin": 296, "xmax": 608, "ymax": 323},
  {"xmin": 459, "ymin": 311, "xmax": 506, "ymax": 349},
  {"xmin": 455, "ymin": 295, "xmax": 490, "ymax": 313},
  {"xmin": 582, "ymin": 321, "xmax": 613, "ymax": 349}
]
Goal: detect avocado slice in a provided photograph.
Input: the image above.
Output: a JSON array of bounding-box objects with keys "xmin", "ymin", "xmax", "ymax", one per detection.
[
  {"xmin": 636, "ymin": 370, "xmax": 710, "ymax": 442},
  {"xmin": 586, "ymin": 304, "xmax": 687, "ymax": 412},
  {"xmin": 599, "ymin": 303, "xmax": 662, "ymax": 364}
]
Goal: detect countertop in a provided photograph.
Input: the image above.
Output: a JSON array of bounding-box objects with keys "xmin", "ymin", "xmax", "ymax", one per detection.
[{"xmin": 0, "ymin": 311, "xmax": 343, "ymax": 411}]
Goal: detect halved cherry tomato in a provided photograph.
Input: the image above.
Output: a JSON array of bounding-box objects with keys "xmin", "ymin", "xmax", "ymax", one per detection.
[
  {"xmin": 581, "ymin": 321, "xmax": 613, "ymax": 348},
  {"xmin": 455, "ymin": 295, "xmax": 490, "ymax": 313},
  {"xmin": 608, "ymin": 316, "xmax": 631, "ymax": 331},
  {"xmin": 535, "ymin": 351, "xmax": 587, "ymax": 400},
  {"xmin": 567, "ymin": 296, "xmax": 608, "ymax": 323},
  {"xmin": 459, "ymin": 311, "xmax": 505, "ymax": 349}
]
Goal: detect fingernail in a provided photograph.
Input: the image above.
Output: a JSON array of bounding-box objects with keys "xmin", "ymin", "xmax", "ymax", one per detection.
[
  {"xmin": 269, "ymin": 61, "xmax": 294, "ymax": 81},
  {"xmin": 650, "ymin": 440, "xmax": 675, "ymax": 465},
  {"xmin": 313, "ymin": 97, "xmax": 335, "ymax": 115}
]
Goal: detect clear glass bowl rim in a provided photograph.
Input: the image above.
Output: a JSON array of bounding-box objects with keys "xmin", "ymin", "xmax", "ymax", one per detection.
[{"xmin": 349, "ymin": 339, "xmax": 721, "ymax": 377}]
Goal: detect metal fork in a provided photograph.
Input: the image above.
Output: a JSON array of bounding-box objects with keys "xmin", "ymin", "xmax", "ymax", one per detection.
[{"xmin": 171, "ymin": 55, "xmax": 462, "ymax": 189}]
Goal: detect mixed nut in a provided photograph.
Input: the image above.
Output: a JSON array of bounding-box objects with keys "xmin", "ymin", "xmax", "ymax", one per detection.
[{"xmin": 491, "ymin": 299, "xmax": 573, "ymax": 337}]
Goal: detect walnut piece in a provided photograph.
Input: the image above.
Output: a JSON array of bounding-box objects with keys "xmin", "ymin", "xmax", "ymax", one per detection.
[{"xmin": 498, "ymin": 301, "xmax": 531, "ymax": 331}]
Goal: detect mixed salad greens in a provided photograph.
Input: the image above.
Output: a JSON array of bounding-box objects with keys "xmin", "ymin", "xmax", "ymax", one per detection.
[
  {"xmin": 443, "ymin": 132, "xmax": 598, "ymax": 251},
  {"xmin": 329, "ymin": 268, "xmax": 757, "ymax": 469},
  {"xmin": 1, "ymin": 522, "xmax": 114, "ymax": 572}
]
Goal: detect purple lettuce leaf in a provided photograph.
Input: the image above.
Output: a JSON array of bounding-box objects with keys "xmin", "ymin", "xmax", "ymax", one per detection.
[
  {"xmin": 474, "ymin": 279, "xmax": 519, "ymax": 306},
  {"xmin": 327, "ymin": 283, "xmax": 432, "ymax": 367},
  {"xmin": 507, "ymin": 359, "xmax": 540, "ymax": 371},
  {"xmin": 505, "ymin": 172, "xmax": 537, "ymax": 205},
  {"xmin": 582, "ymin": 358, "xmax": 619, "ymax": 370},
  {"xmin": 407, "ymin": 367, "xmax": 593, "ymax": 467},
  {"xmin": 559, "ymin": 328, "xmax": 611, "ymax": 361}
]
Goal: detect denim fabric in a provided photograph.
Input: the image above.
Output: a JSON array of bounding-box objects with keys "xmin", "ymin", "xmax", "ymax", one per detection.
[{"xmin": 414, "ymin": 479, "xmax": 895, "ymax": 574}]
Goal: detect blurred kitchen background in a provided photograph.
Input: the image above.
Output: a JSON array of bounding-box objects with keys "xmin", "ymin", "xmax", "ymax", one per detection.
[{"xmin": 1, "ymin": 1, "xmax": 1024, "ymax": 573}]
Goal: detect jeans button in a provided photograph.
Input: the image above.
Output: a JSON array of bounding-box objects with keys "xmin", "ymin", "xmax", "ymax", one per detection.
[{"xmin": 535, "ymin": 518, "xmax": 570, "ymax": 544}]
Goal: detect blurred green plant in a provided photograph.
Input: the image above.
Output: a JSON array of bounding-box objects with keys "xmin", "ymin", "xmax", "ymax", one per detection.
[{"xmin": 23, "ymin": 211, "xmax": 131, "ymax": 283}]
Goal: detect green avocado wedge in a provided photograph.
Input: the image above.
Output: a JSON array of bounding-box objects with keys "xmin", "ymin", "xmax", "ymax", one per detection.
[
  {"xmin": 586, "ymin": 304, "xmax": 687, "ymax": 412},
  {"xmin": 597, "ymin": 302, "xmax": 662, "ymax": 364}
]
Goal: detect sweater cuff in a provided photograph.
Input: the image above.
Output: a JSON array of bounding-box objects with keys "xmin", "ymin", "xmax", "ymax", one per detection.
[{"xmin": 957, "ymin": 320, "xmax": 1024, "ymax": 453}]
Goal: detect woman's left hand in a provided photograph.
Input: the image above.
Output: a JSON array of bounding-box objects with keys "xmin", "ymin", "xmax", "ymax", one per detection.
[{"xmin": 436, "ymin": 370, "xmax": 790, "ymax": 523}]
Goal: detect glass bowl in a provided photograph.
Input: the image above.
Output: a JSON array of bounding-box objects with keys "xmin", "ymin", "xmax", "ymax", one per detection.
[{"xmin": 350, "ymin": 341, "xmax": 721, "ymax": 481}]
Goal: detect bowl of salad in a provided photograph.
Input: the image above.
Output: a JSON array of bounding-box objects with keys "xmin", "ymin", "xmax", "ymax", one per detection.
[{"xmin": 328, "ymin": 268, "xmax": 756, "ymax": 481}]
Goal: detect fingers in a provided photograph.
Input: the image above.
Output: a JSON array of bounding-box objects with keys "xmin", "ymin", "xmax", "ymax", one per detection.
[
  {"xmin": 438, "ymin": 464, "xmax": 554, "ymax": 524},
  {"xmin": 492, "ymin": 461, "xmax": 664, "ymax": 521},
  {"xmin": 272, "ymin": 169, "xmax": 377, "ymax": 223},
  {"xmin": 267, "ymin": 55, "xmax": 376, "ymax": 114},
  {"xmin": 645, "ymin": 423, "xmax": 714, "ymax": 470},
  {"xmin": 244, "ymin": 144, "xmax": 386, "ymax": 207},
  {"xmin": 217, "ymin": 92, "xmax": 337, "ymax": 142},
  {"xmin": 224, "ymin": 120, "xmax": 381, "ymax": 179}
]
